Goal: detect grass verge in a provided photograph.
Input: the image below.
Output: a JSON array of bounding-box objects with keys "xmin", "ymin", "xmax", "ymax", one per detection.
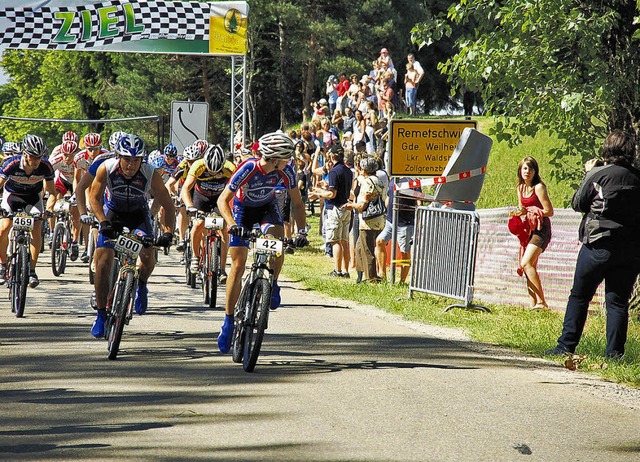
[{"xmin": 282, "ymin": 215, "xmax": 640, "ymax": 389}]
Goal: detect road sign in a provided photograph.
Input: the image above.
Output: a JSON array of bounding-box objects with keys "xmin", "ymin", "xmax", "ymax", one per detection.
[
  {"xmin": 170, "ymin": 101, "xmax": 209, "ymax": 153},
  {"xmin": 389, "ymin": 119, "xmax": 476, "ymax": 177}
]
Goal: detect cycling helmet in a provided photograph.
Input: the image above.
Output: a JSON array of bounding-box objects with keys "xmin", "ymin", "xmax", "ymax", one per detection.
[
  {"xmin": 204, "ymin": 144, "xmax": 226, "ymax": 173},
  {"xmin": 62, "ymin": 131, "xmax": 78, "ymax": 143},
  {"xmin": 116, "ymin": 133, "xmax": 146, "ymax": 157},
  {"xmin": 108, "ymin": 131, "xmax": 126, "ymax": 151},
  {"xmin": 148, "ymin": 150, "xmax": 162, "ymax": 167},
  {"xmin": 83, "ymin": 132, "xmax": 102, "ymax": 148},
  {"xmin": 61, "ymin": 141, "xmax": 78, "ymax": 155},
  {"xmin": 193, "ymin": 139, "xmax": 208, "ymax": 154},
  {"xmin": 22, "ymin": 134, "xmax": 48, "ymax": 158},
  {"xmin": 2, "ymin": 141, "xmax": 21, "ymax": 155},
  {"xmin": 163, "ymin": 142, "xmax": 178, "ymax": 157},
  {"xmin": 258, "ymin": 132, "xmax": 294, "ymax": 160},
  {"xmin": 183, "ymin": 144, "xmax": 202, "ymax": 161}
]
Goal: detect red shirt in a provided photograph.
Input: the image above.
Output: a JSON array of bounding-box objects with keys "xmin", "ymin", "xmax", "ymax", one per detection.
[{"xmin": 337, "ymin": 79, "xmax": 350, "ymax": 97}]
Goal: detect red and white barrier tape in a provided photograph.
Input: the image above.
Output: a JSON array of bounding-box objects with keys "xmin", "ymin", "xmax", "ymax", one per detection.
[{"xmin": 394, "ymin": 166, "xmax": 487, "ymax": 190}]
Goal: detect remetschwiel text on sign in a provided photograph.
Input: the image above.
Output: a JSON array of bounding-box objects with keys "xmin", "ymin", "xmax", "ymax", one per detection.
[{"xmin": 389, "ymin": 119, "xmax": 476, "ymax": 177}]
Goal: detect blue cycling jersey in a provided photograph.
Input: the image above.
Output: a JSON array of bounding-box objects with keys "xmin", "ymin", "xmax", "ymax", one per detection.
[
  {"xmin": 102, "ymin": 158, "xmax": 154, "ymax": 213},
  {"xmin": 0, "ymin": 155, "xmax": 54, "ymax": 195},
  {"xmin": 151, "ymin": 155, "xmax": 180, "ymax": 178},
  {"xmin": 226, "ymin": 158, "xmax": 296, "ymax": 207},
  {"xmin": 87, "ymin": 151, "xmax": 117, "ymax": 177}
]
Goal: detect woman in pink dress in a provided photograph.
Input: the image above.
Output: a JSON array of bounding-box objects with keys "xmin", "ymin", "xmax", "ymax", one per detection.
[{"xmin": 514, "ymin": 156, "xmax": 554, "ymax": 310}]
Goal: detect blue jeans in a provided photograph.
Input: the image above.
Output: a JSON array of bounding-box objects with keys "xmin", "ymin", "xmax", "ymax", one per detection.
[
  {"xmin": 405, "ymin": 88, "xmax": 416, "ymax": 112},
  {"xmin": 557, "ymin": 243, "xmax": 640, "ymax": 357}
]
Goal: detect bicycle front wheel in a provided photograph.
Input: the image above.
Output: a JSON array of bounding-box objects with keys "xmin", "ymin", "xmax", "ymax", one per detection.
[
  {"xmin": 242, "ymin": 278, "xmax": 271, "ymax": 372},
  {"xmin": 208, "ymin": 238, "xmax": 220, "ymax": 309},
  {"xmin": 88, "ymin": 227, "xmax": 98, "ymax": 284},
  {"xmin": 201, "ymin": 245, "xmax": 210, "ymax": 305},
  {"xmin": 232, "ymin": 277, "xmax": 252, "ymax": 363},
  {"xmin": 12, "ymin": 243, "xmax": 30, "ymax": 318},
  {"xmin": 51, "ymin": 221, "xmax": 68, "ymax": 277},
  {"xmin": 107, "ymin": 271, "xmax": 135, "ymax": 360}
]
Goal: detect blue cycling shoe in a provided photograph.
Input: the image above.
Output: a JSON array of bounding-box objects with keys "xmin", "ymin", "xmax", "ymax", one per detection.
[
  {"xmin": 91, "ymin": 309, "xmax": 106, "ymax": 338},
  {"xmin": 135, "ymin": 281, "xmax": 148, "ymax": 315},
  {"xmin": 270, "ymin": 280, "xmax": 281, "ymax": 310},
  {"xmin": 217, "ymin": 314, "xmax": 234, "ymax": 354}
]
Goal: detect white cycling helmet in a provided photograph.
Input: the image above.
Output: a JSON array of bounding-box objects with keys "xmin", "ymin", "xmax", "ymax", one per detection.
[
  {"xmin": 204, "ymin": 144, "xmax": 226, "ymax": 173},
  {"xmin": 108, "ymin": 131, "xmax": 126, "ymax": 151},
  {"xmin": 183, "ymin": 144, "xmax": 203, "ymax": 161},
  {"xmin": 258, "ymin": 132, "xmax": 294, "ymax": 160}
]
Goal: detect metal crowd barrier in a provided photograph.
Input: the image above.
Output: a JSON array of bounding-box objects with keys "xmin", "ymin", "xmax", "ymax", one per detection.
[{"xmin": 409, "ymin": 206, "xmax": 488, "ymax": 312}]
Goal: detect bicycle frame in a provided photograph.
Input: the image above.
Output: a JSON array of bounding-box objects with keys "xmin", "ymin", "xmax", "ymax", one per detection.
[
  {"xmin": 105, "ymin": 230, "xmax": 151, "ymax": 360},
  {"xmin": 197, "ymin": 212, "xmax": 224, "ymax": 308},
  {"xmin": 232, "ymin": 231, "xmax": 285, "ymax": 372},
  {"xmin": 51, "ymin": 199, "xmax": 73, "ymax": 277},
  {"xmin": 5, "ymin": 212, "xmax": 39, "ymax": 318}
]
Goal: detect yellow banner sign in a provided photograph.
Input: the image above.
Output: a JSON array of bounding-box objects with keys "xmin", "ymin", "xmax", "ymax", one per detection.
[
  {"xmin": 209, "ymin": 6, "xmax": 248, "ymax": 55},
  {"xmin": 389, "ymin": 119, "xmax": 476, "ymax": 177}
]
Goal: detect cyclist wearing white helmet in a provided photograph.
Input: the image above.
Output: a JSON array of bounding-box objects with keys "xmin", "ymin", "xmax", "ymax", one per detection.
[
  {"xmin": 88, "ymin": 134, "xmax": 176, "ymax": 338},
  {"xmin": 181, "ymin": 144, "xmax": 235, "ymax": 280},
  {"xmin": 0, "ymin": 134, "xmax": 57, "ymax": 288},
  {"xmin": 215, "ymin": 132, "xmax": 309, "ymax": 354},
  {"xmin": 165, "ymin": 143, "xmax": 204, "ymax": 251},
  {"xmin": 108, "ymin": 131, "xmax": 126, "ymax": 152}
]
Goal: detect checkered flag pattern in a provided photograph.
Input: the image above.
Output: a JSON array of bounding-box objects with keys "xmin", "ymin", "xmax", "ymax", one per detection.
[{"xmin": 0, "ymin": 1, "xmax": 210, "ymax": 50}]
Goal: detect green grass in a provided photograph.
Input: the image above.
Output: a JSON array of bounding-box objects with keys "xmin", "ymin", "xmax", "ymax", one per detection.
[{"xmin": 282, "ymin": 120, "xmax": 640, "ymax": 388}]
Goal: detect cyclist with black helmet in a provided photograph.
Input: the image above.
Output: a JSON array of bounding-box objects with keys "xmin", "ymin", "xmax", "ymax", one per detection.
[
  {"xmin": 0, "ymin": 134, "xmax": 57, "ymax": 288},
  {"xmin": 215, "ymin": 132, "xmax": 309, "ymax": 354},
  {"xmin": 88, "ymin": 134, "xmax": 175, "ymax": 338},
  {"xmin": 181, "ymin": 144, "xmax": 235, "ymax": 281}
]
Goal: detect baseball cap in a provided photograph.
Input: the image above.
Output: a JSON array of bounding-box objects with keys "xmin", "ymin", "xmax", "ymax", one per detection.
[
  {"xmin": 380, "ymin": 48, "xmax": 388, "ymax": 54},
  {"xmin": 355, "ymin": 140, "xmax": 366, "ymax": 150}
]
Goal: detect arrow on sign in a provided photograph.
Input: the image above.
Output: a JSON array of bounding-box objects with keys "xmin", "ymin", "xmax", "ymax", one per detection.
[{"xmin": 177, "ymin": 107, "xmax": 199, "ymax": 140}]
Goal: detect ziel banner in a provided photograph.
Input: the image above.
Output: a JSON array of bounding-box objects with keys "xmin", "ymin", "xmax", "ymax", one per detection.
[{"xmin": 0, "ymin": 1, "xmax": 248, "ymax": 56}]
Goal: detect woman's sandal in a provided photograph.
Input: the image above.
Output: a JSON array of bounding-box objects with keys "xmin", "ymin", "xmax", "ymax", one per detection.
[{"xmin": 530, "ymin": 303, "xmax": 550, "ymax": 311}]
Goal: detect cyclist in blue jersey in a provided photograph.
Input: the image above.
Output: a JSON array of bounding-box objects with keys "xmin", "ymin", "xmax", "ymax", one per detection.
[
  {"xmin": 0, "ymin": 134, "xmax": 57, "ymax": 288},
  {"xmin": 88, "ymin": 134, "xmax": 175, "ymax": 338},
  {"xmin": 215, "ymin": 132, "xmax": 309, "ymax": 354}
]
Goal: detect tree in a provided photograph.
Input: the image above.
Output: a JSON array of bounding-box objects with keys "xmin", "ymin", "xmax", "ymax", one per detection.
[{"xmin": 412, "ymin": 0, "xmax": 640, "ymax": 185}]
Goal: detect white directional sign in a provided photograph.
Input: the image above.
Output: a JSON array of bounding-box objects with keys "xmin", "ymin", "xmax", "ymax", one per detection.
[{"xmin": 170, "ymin": 101, "xmax": 209, "ymax": 153}]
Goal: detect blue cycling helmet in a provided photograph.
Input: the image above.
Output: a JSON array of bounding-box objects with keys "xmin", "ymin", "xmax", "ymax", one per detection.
[
  {"xmin": 116, "ymin": 133, "xmax": 146, "ymax": 157},
  {"xmin": 163, "ymin": 142, "xmax": 178, "ymax": 157},
  {"xmin": 2, "ymin": 141, "xmax": 21, "ymax": 155}
]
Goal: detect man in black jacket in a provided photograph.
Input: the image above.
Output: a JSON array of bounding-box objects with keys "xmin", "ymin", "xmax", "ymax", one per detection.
[{"xmin": 546, "ymin": 130, "xmax": 640, "ymax": 359}]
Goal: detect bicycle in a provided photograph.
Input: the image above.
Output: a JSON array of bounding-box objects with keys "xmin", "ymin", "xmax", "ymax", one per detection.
[
  {"xmin": 193, "ymin": 211, "xmax": 224, "ymax": 309},
  {"xmin": 231, "ymin": 229, "xmax": 292, "ymax": 372},
  {"xmin": 4, "ymin": 211, "xmax": 43, "ymax": 318},
  {"xmin": 84, "ymin": 213, "xmax": 99, "ymax": 285},
  {"xmin": 102, "ymin": 229, "xmax": 155, "ymax": 360},
  {"xmin": 50, "ymin": 197, "xmax": 74, "ymax": 277},
  {"xmin": 182, "ymin": 216, "xmax": 196, "ymax": 288}
]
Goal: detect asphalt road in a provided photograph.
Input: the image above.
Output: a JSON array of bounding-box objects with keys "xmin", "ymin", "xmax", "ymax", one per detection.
[{"xmin": 1, "ymin": 248, "xmax": 640, "ymax": 461}]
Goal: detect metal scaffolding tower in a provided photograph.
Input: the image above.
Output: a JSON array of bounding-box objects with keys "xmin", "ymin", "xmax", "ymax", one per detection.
[{"xmin": 230, "ymin": 55, "xmax": 247, "ymax": 152}]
